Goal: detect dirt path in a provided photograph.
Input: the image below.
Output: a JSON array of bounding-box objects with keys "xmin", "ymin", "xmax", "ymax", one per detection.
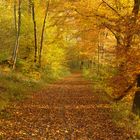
[{"xmin": 0, "ymin": 74, "xmax": 132, "ymax": 139}]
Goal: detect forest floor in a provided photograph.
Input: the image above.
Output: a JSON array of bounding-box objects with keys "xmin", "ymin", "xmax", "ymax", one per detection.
[{"xmin": 0, "ymin": 73, "xmax": 134, "ymax": 140}]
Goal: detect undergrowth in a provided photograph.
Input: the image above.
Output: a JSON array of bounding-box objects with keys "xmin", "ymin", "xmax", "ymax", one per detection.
[
  {"xmin": 82, "ymin": 66, "xmax": 140, "ymax": 139},
  {"xmin": 0, "ymin": 66, "xmax": 70, "ymax": 112},
  {"xmin": 0, "ymin": 71, "xmax": 43, "ymax": 111}
]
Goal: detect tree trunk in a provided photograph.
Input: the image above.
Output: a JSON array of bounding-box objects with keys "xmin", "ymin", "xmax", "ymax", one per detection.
[
  {"xmin": 14, "ymin": 0, "xmax": 17, "ymax": 33},
  {"xmin": 125, "ymin": 0, "xmax": 139, "ymax": 50},
  {"xmin": 12, "ymin": 0, "xmax": 22, "ymax": 70},
  {"xmin": 39, "ymin": 1, "xmax": 50, "ymax": 67},
  {"xmin": 11, "ymin": 0, "xmax": 17, "ymax": 64},
  {"xmin": 132, "ymin": 74, "xmax": 140, "ymax": 117},
  {"xmin": 126, "ymin": 1, "xmax": 140, "ymax": 114},
  {"xmin": 111, "ymin": 0, "xmax": 140, "ymax": 101},
  {"xmin": 31, "ymin": 1, "xmax": 38, "ymax": 63}
]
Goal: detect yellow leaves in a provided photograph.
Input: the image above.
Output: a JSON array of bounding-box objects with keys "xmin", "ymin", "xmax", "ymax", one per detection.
[
  {"xmin": 42, "ymin": 44, "xmax": 66, "ymax": 66},
  {"xmin": 28, "ymin": 71, "xmax": 41, "ymax": 80},
  {"xmin": 1, "ymin": 67, "xmax": 11, "ymax": 75},
  {"xmin": 19, "ymin": 130, "xmax": 27, "ymax": 135},
  {"xmin": 79, "ymin": 51, "xmax": 88, "ymax": 56}
]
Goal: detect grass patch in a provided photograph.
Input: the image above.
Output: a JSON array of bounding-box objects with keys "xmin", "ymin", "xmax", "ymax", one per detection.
[
  {"xmin": 110, "ymin": 100, "xmax": 140, "ymax": 139},
  {"xmin": 0, "ymin": 71, "xmax": 44, "ymax": 111}
]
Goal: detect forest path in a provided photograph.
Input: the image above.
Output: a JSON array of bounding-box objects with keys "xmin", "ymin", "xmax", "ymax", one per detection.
[{"xmin": 1, "ymin": 73, "xmax": 131, "ymax": 139}]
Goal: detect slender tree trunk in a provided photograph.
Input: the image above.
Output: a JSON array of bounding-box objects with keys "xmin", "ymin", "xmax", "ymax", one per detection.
[
  {"xmin": 11, "ymin": 0, "xmax": 17, "ymax": 63},
  {"xmin": 14, "ymin": 0, "xmax": 17, "ymax": 33},
  {"xmin": 30, "ymin": 1, "xmax": 38, "ymax": 63},
  {"xmin": 97, "ymin": 31, "xmax": 101, "ymax": 75},
  {"xmin": 39, "ymin": 1, "xmax": 50, "ymax": 67},
  {"xmin": 12, "ymin": 0, "xmax": 22, "ymax": 70}
]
